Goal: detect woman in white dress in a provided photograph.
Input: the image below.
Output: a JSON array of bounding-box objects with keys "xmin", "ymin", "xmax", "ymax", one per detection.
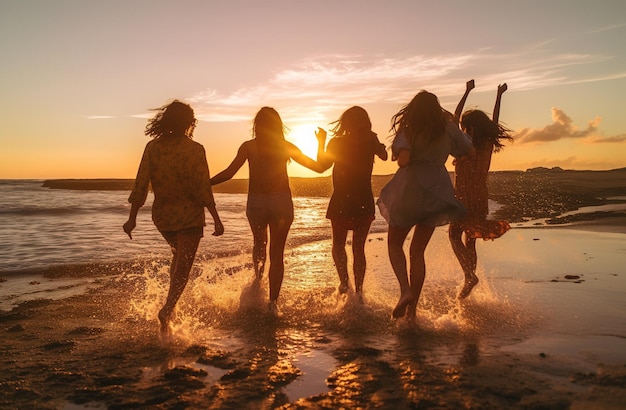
[{"xmin": 377, "ymin": 91, "xmax": 473, "ymax": 321}]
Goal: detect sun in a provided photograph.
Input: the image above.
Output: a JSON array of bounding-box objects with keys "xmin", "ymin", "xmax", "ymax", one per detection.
[{"xmin": 286, "ymin": 124, "xmax": 326, "ymax": 159}]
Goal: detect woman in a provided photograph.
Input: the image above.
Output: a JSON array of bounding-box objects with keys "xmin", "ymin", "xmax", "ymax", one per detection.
[
  {"xmin": 316, "ymin": 106, "xmax": 388, "ymax": 297},
  {"xmin": 123, "ymin": 100, "xmax": 224, "ymax": 334},
  {"xmin": 449, "ymin": 80, "xmax": 513, "ymax": 299},
  {"xmin": 210, "ymin": 107, "xmax": 326, "ymax": 314},
  {"xmin": 377, "ymin": 91, "xmax": 473, "ymax": 321}
]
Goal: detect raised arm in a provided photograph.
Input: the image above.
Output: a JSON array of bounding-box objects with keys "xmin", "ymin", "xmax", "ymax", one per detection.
[
  {"xmin": 315, "ymin": 128, "xmax": 334, "ymax": 171},
  {"xmin": 455, "ymin": 79, "xmax": 475, "ymax": 120},
  {"xmin": 210, "ymin": 143, "xmax": 248, "ymax": 185},
  {"xmin": 493, "ymin": 83, "xmax": 507, "ymax": 124}
]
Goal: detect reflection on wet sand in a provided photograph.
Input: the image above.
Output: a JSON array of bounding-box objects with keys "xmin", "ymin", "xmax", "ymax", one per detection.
[{"xmin": 2, "ymin": 228, "xmax": 626, "ymax": 408}]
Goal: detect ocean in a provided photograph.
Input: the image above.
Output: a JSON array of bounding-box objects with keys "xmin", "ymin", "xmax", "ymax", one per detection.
[
  {"xmin": 0, "ymin": 179, "xmax": 388, "ymax": 273},
  {"xmin": 1, "ymin": 179, "xmax": 626, "ymax": 408}
]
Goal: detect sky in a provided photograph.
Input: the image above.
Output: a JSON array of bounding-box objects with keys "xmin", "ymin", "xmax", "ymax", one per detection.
[{"xmin": 1, "ymin": 0, "xmax": 625, "ymax": 179}]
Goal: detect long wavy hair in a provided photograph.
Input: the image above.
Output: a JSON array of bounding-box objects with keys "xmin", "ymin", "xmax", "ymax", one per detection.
[
  {"xmin": 145, "ymin": 100, "xmax": 197, "ymax": 139},
  {"xmin": 330, "ymin": 106, "xmax": 373, "ymax": 137},
  {"xmin": 253, "ymin": 107, "xmax": 286, "ymax": 140},
  {"xmin": 461, "ymin": 109, "xmax": 513, "ymax": 152},
  {"xmin": 252, "ymin": 107, "xmax": 289, "ymax": 160},
  {"xmin": 391, "ymin": 91, "xmax": 447, "ymax": 147}
]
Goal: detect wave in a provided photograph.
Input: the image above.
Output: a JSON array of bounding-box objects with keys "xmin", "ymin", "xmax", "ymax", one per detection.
[{"xmin": 0, "ymin": 204, "xmax": 145, "ymax": 216}]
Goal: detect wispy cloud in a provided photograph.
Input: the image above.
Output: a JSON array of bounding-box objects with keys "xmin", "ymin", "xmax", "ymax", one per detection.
[
  {"xmin": 589, "ymin": 134, "xmax": 626, "ymax": 143},
  {"xmin": 587, "ymin": 22, "xmax": 626, "ymax": 33},
  {"xmin": 188, "ymin": 54, "xmax": 474, "ymax": 122},
  {"xmin": 187, "ymin": 47, "xmax": 621, "ymax": 123}
]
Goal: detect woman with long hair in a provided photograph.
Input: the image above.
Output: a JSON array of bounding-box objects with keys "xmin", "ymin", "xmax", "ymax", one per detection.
[
  {"xmin": 210, "ymin": 107, "xmax": 326, "ymax": 314},
  {"xmin": 377, "ymin": 91, "xmax": 473, "ymax": 322},
  {"xmin": 449, "ymin": 80, "xmax": 513, "ymax": 299},
  {"xmin": 316, "ymin": 106, "xmax": 388, "ymax": 297},
  {"xmin": 124, "ymin": 100, "xmax": 224, "ymax": 334}
]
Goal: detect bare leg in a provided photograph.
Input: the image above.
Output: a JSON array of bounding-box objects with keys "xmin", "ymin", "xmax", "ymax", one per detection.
[
  {"xmin": 267, "ymin": 216, "xmax": 292, "ymax": 304},
  {"xmin": 388, "ymin": 225, "xmax": 413, "ymax": 318},
  {"xmin": 159, "ymin": 230, "xmax": 201, "ymax": 333},
  {"xmin": 249, "ymin": 221, "xmax": 268, "ymax": 280},
  {"xmin": 352, "ymin": 220, "xmax": 372, "ymax": 295},
  {"xmin": 459, "ymin": 237, "xmax": 479, "ymax": 299},
  {"xmin": 449, "ymin": 224, "xmax": 479, "ymax": 298},
  {"xmin": 404, "ymin": 224, "xmax": 435, "ymax": 323},
  {"xmin": 408, "ymin": 224, "xmax": 435, "ymax": 304},
  {"xmin": 331, "ymin": 221, "xmax": 349, "ymax": 293}
]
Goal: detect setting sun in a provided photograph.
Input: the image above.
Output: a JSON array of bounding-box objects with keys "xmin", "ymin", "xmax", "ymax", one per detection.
[{"xmin": 287, "ymin": 124, "xmax": 326, "ymax": 159}]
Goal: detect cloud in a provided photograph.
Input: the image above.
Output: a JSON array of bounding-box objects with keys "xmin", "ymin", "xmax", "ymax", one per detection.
[
  {"xmin": 188, "ymin": 54, "xmax": 474, "ymax": 122},
  {"xmin": 587, "ymin": 22, "xmax": 626, "ymax": 33},
  {"xmin": 589, "ymin": 134, "xmax": 626, "ymax": 143},
  {"xmin": 186, "ymin": 46, "xmax": 622, "ymax": 124},
  {"xmin": 514, "ymin": 108, "xmax": 601, "ymax": 143}
]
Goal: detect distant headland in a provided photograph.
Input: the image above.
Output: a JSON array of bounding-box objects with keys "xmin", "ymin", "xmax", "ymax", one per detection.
[{"xmin": 42, "ymin": 167, "xmax": 626, "ymax": 223}]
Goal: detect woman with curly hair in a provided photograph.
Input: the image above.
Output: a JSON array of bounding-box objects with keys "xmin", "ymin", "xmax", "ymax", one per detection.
[{"xmin": 123, "ymin": 100, "xmax": 224, "ymax": 334}]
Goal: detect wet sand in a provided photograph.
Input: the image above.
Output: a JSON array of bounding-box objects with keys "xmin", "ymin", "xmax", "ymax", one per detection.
[{"xmin": 1, "ymin": 224, "xmax": 626, "ymax": 409}]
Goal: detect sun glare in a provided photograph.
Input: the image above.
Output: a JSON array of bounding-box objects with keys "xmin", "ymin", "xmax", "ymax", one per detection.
[{"xmin": 287, "ymin": 124, "xmax": 326, "ymax": 159}]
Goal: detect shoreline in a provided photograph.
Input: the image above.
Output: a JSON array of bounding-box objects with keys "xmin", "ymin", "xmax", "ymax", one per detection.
[
  {"xmin": 512, "ymin": 215, "xmax": 626, "ymax": 234},
  {"xmin": 554, "ymin": 216, "xmax": 626, "ymax": 233},
  {"xmin": 1, "ymin": 227, "xmax": 625, "ymax": 408}
]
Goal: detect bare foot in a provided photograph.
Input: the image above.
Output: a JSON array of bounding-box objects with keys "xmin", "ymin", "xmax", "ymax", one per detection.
[
  {"xmin": 459, "ymin": 275, "xmax": 479, "ymax": 299},
  {"xmin": 338, "ymin": 281, "xmax": 350, "ymax": 294},
  {"xmin": 392, "ymin": 291, "xmax": 414, "ymax": 318},
  {"xmin": 158, "ymin": 307, "xmax": 173, "ymax": 334},
  {"xmin": 268, "ymin": 300, "xmax": 282, "ymax": 318},
  {"xmin": 406, "ymin": 300, "xmax": 417, "ymax": 325}
]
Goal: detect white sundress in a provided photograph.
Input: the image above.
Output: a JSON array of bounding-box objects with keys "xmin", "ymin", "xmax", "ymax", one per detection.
[{"xmin": 377, "ymin": 122, "xmax": 473, "ymax": 228}]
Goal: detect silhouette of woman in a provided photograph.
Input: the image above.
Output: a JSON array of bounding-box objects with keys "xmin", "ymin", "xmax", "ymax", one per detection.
[
  {"xmin": 123, "ymin": 100, "xmax": 224, "ymax": 334},
  {"xmin": 377, "ymin": 91, "xmax": 473, "ymax": 322},
  {"xmin": 316, "ymin": 106, "xmax": 388, "ymax": 297},
  {"xmin": 210, "ymin": 107, "xmax": 326, "ymax": 315},
  {"xmin": 449, "ymin": 80, "xmax": 513, "ymax": 299}
]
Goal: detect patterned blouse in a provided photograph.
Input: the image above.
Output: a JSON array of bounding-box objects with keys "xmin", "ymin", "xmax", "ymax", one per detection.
[{"xmin": 128, "ymin": 136, "xmax": 215, "ymax": 232}]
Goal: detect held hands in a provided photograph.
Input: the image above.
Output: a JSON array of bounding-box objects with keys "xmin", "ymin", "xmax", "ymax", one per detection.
[
  {"xmin": 315, "ymin": 127, "xmax": 327, "ymax": 145},
  {"xmin": 498, "ymin": 83, "xmax": 508, "ymax": 95},
  {"xmin": 466, "ymin": 79, "xmax": 475, "ymax": 92}
]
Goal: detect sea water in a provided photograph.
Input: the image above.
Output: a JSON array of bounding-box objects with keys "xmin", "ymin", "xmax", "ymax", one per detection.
[
  {"xmin": 2, "ymin": 179, "xmax": 626, "ymax": 407},
  {"xmin": 2, "ymin": 179, "xmax": 625, "ymax": 342},
  {"xmin": 0, "ymin": 179, "xmax": 386, "ymax": 272}
]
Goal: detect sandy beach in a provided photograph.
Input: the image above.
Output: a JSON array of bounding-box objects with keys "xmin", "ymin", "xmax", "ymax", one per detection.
[{"xmin": 1, "ymin": 218, "xmax": 625, "ymax": 409}]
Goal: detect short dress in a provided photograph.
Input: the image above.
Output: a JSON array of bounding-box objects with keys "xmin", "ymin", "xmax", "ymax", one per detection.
[
  {"xmin": 453, "ymin": 144, "xmax": 510, "ymax": 240},
  {"xmin": 326, "ymin": 132, "xmax": 383, "ymax": 229},
  {"xmin": 128, "ymin": 136, "xmax": 216, "ymax": 234},
  {"xmin": 377, "ymin": 122, "xmax": 472, "ymax": 228}
]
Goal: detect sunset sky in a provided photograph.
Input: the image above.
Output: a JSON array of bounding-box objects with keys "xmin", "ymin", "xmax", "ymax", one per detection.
[{"xmin": 1, "ymin": 0, "xmax": 625, "ymax": 179}]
